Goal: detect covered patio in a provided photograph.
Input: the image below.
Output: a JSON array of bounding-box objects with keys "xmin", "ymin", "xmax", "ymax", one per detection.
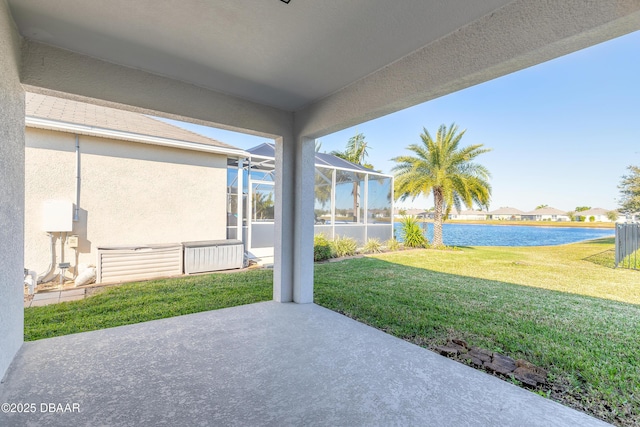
[
  {"xmin": 2, "ymin": 1, "xmax": 640, "ymax": 424},
  {"xmin": 1, "ymin": 302, "xmax": 608, "ymax": 426}
]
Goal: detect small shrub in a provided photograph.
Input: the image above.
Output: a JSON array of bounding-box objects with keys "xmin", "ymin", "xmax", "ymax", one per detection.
[
  {"xmin": 400, "ymin": 216, "xmax": 428, "ymax": 248},
  {"xmin": 385, "ymin": 238, "xmax": 401, "ymax": 252},
  {"xmin": 589, "ymin": 216, "xmax": 596, "ymax": 222},
  {"xmin": 331, "ymin": 235, "xmax": 358, "ymax": 258},
  {"xmin": 314, "ymin": 234, "xmax": 334, "ymax": 261},
  {"xmin": 363, "ymin": 238, "xmax": 382, "ymax": 254}
]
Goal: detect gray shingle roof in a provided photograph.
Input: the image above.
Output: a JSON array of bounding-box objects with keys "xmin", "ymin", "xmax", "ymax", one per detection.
[
  {"xmin": 524, "ymin": 207, "xmax": 568, "ymax": 215},
  {"xmin": 248, "ymin": 143, "xmax": 388, "ymax": 175},
  {"xmin": 25, "ymin": 93, "xmax": 240, "ymax": 151},
  {"xmin": 488, "ymin": 207, "xmax": 525, "ymax": 215}
]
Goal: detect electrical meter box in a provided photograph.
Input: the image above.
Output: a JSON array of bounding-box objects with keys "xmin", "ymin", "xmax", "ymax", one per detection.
[
  {"xmin": 42, "ymin": 200, "xmax": 73, "ymax": 232},
  {"xmin": 67, "ymin": 235, "xmax": 79, "ymax": 248}
]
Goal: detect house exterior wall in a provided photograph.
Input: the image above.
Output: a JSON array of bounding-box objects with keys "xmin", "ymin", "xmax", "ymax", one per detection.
[
  {"xmin": 25, "ymin": 128, "xmax": 228, "ymax": 276},
  {"xmin": 21, "ymin": 40, "xmax": 297, "ymax": 303},
  {"xmin": 491, "ymin": 214, "xmax": 522, "ymax": 220},
  {"xmin": 584, "ymin": 214, "xmax": 609, "ymax": 222},
  {"xmin": 522, "ymin": 214, "xmax": 571, "ymax": 222},
  {"xmin": 0, "ymin": 0, "xmax": 24, "ymax": 379},
  {"xmin": 578, "ymin": 210, "xmax": 615, "ymax": 222},
  {"xmin": 457, "ymin": 214, "xmax": 487, "ymax": 221}
]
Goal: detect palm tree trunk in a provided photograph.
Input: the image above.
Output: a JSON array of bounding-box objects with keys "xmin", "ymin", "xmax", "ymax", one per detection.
[
  {"xmin": 353, "ymin": 181, "xmax": 359, "ymax": 222},
  {"xmin": 433, "ymin": 188, "xmax": 444, "ymax": 247}
]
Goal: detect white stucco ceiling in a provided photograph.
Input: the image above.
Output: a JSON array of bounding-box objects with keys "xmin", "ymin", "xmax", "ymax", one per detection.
[{"xmin": 8, "ymin": 0, "xmax": 514, "ymax": 111}]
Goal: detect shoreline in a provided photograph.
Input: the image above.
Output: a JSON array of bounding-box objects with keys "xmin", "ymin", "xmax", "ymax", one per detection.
[{"xmin": 395, "ymin": 219, "xmax": 616, "ymax": 229}]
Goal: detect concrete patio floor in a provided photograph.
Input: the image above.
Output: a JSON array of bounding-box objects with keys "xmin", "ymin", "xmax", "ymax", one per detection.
[
  {"xmin": 24, "ymin": 288, "xmax": 86, "ymax": 308},
  {"xmin": 1, "ymin": 302, "xmax": 610, "ymax": 426}
]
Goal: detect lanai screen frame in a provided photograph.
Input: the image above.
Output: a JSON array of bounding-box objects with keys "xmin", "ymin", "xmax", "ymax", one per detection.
[{"xmin": 227, "ymin": 143, "xmax": 394, "ymax": 253}]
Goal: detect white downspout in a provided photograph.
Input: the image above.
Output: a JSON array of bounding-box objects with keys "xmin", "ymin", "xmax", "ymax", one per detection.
[
  {"xmin": 37, "ymin": 232, "xmax": 56, "ymax": 283},
  {"xmin": 35, "ymin": 136, "xmax": 80, "ymax": 285},
  {"xmin": 74, "ymin": 134, "xmax": 80, "ymax": 221}
]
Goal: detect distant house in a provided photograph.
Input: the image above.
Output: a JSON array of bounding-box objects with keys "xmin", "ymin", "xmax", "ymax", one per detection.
[
  {"xmin": 487, "ymin": 207, "xmax": 525, "ymax": 221},
  {"xmin": 393, "ymin": 208, "xmax": 427, "ymax": 219},
  {"xmin": 25, "ymin": 93, "xmax": 247, "ymax": 283},
  {"xmin": 448, "ymin": 208, "xmax": 487, "ymax": 220},
  {"xmin": 522, "ymin": 207, "xmax": 570, "ymax": 222},
  {"xmin": 618, "ymin": 212, "xmax": 640, "ymax": 223},
  {"xmin": 576, "ymin": 208, "xmax": 616, "ymax": 222}
]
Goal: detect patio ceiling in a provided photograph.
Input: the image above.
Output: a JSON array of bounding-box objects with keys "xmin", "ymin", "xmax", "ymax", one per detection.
[
  {"xmin": 9, "ymin": 0, "xmax": 513, "ymax": 111},
  {"xmin": 10, "ymin": 1, "xmax": 640, "ymax": 139}
]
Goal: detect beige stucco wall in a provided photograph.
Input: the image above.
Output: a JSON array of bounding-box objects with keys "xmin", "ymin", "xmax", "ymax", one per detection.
[
  {"xmin": 0, "ymin": 0, "xmax": 25, "ymax": 379},
  {"xmin": 25, "ymin": 127, "xmax": 228, "ymax": 277}
]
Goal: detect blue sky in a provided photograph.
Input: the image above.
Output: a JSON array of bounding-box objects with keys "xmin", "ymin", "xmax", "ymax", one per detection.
[{"xmin": 161, "ymin": 30, "xmax": 639, "ymax": 212}]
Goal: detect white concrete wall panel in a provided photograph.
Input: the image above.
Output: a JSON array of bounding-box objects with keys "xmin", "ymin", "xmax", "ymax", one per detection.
[
  {"xmin": 0, "ymin": 0, "xmax": 25, "ymax": 379},
  {"xmin": 25, "ymin": 128, "xmax": 227, "ymax": 275}
]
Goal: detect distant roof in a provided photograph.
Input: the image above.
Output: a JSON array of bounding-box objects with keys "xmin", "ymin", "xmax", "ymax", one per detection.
[
  {"xmin": 524, "ymin": 207, "xmax": 568, "ymax": 215},
  {"xmin": 246, "ymin": 142, "xmax": 277, "ymax": 158},
  {"xmin": 577, "ymin": 208, "xmax": 612, "ymax": 216},
  {"xmin": 247, "ymin": 143, "xmax": 390, "ymax": 176},
  {"xmin": 25, "ymin": 93, "xmax": 245, "ymax": 156},
  {"xmin": 489, "ymin": 207, "xmax": 525, "ymax": 215}
]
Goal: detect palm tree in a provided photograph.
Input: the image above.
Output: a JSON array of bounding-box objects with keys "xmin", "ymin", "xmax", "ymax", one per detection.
[
  {"xmin": 330, "ymin": 132, "xmax": 374, "ymax": 170},
  {"xmin": 331, "ymin": 132, "xmax": 373, "ymax": 222},
  {"xmin": 331, "ymin": 132, "xmax": 367, "ymax": 163},
  {"xmin": 392, "ymin": 123, "xmax": 492, "ymax": 247}
]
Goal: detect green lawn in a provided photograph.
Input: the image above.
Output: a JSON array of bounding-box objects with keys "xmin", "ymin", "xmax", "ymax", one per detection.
[
  {"xmin": 25, "ymin": 238, "xmax": 639, "ymax": 425},
  {"xmin": 24, "ymin": 270, "xmax": 272, "ymax": 340}
]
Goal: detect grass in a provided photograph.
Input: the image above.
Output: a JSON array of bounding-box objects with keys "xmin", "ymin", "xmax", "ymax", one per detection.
[
  {"xmin": 583, "ymin": 238, "xmax": 639, "ymax": 270},
  {"xmin": 24, "ymin": 238, "xmax": 639, "ymax": 425},
  {"xmin": 616, "ymin": 249, "xmax": 640, "ymax": 270},
  {"xmin": 24, "ymin": 270, "xmax": 272, "ymax": 341},
  {"xmin": 314, "ymin": 239, "xmax": 640, "ymax": 426},
  {"xmin": 370, "ymin": 237, "xmax": 639, "ymax": 306}
]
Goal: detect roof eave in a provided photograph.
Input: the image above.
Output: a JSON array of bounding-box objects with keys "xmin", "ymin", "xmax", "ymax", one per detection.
[{"xmin": 25, "ymin": 116, "xmax": 249, "ymax": 157}]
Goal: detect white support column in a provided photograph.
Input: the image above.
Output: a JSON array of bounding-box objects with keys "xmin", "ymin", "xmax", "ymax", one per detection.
[
  {"xmin": 0, "ymin": 0, "xmax": 25, "ymax": 379},
  {"xmin": 273, "ymin": 135, "xmax": 295, "ymax": 302},
  {"xmin": 236, "ymin": 158, "xmax": 244, "ymax": 241},
  {"xmin": 246, "ymin": 167, "xmax": 253, "ymax": 252},
  {"xmin": 331, "ymin": 169, "xmax": 336, "ymax": 240},
  {"xmin": 293, "ymin": 137, "xmax": 316, "ymax": 303},
  {"xmin": 364, "ymin": 174, "xmax": 369, "ymax": 243}
]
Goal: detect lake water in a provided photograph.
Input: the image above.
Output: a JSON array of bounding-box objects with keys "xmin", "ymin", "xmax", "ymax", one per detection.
[{"xmin": 393, "ymin": 222, "xmax": 614, "ymax": 247}]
